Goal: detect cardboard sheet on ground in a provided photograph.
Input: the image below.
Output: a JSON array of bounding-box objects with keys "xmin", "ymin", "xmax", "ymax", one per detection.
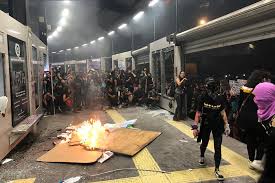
[
  {"xmin": 37, "ymin": 143, "xmax": 102, "ymax": 163},
  {"xmin": 104, "ymin": 128, "xmax": 161, "ymax": 156}
]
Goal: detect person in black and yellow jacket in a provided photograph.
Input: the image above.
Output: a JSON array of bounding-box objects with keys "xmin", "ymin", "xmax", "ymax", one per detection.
[{"xmin": 192, "ymin": 77, "xmax": 230, "ymax": 181}]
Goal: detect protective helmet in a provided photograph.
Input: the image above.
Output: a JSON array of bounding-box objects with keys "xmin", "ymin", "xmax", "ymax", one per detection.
[{"xmin": 205, "ymin": 77, "xmax": 218, "ymax": 93}]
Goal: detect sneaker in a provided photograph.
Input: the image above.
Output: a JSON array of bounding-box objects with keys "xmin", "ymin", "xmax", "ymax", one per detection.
[
  {"xmin": 199, "ymin": 157, "xmax": 205, "ymax": 166},
  {"xmin": 215, "ymin": 169, "xmax": 224, "ymax": 181},
  {"xmin": 250, "ymin": 160, "xmax": 264, "ymax": 172}
]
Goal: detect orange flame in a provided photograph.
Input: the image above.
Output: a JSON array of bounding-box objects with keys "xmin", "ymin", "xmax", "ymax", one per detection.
[{"xmin": 76, "ymin": 119, "xmax": 106, "ymax": 149}]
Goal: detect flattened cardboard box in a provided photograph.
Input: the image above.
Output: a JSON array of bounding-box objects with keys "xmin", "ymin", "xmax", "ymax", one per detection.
[
  {"xmin": 37, "ymin": 128, "xmax": 161, "ymax": 163},
  {"xmin": 37, "ymin": 143, "xmax": 102, "ymax": 163}
]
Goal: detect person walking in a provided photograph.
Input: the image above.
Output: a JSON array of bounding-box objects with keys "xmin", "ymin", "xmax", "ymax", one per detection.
[
  {"xmin": 253, "ymin": 82, "xmax": 275, "ymax": 183},
  {"xmin": 192, "ymin": 77, "xmax": 231, "ymax": 181},
  {"xmin": 237, "ymin": 70, "xmax": 271, "ymax": 171},
  {"xmin": 173, "ymin": 71, "xmax": 187, "ymax": 121}
]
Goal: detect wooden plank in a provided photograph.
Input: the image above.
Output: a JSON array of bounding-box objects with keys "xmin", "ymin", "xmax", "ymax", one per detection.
[
  {"xmin": 37, "ymin": 143, "xmax": 102, "ymax": 163},
  {"xmin": 104, "ymin": 128, "xmax": 161, "ymax": 156}
]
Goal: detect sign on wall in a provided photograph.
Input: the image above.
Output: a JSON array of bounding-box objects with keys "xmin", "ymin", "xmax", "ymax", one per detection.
[
  {"xmin": 8, "ymin": 36, "xmax": 29, "ymax": 127},
  {"xmin": 88, "ymin": 58, "xmax": 101, "ymax": 70}
]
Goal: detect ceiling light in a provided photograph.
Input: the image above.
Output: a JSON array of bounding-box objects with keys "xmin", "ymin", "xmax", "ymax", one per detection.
[
  {"xmin": 59, "ymin": 18, "xmax": 67, "ymax": 26},
  {"xmin": 148, "ymin": 0, "xmax": 159, "ymax": 7},
  {"xmin": 98, "ymin": 37, "xmax": 104, "ymax": 41},
  {"xmin": 133, "ymin": 11, "xmax": 144, "ymax": 21},
  {"xmin": 47, "ymin": 35, "xmax": 53, "ymax": 39},
  {"xmin": 62, "ymin": 9, "xmax": 69, "ymax": 17},
  {"xmin": 56, "ymin": 26, "xmax": 63, "ymax": 32},
  {"xmin": 66, "ymin": 48, "xmax": 71, "ymax": 51},
  {"xmin": 108, "ymin": 31, "xmax": 115, "ymax": 36},
  {"xmin": 59, "ymin": 50, "xmax": 64, "ymax": 52},
  {"xmin": 52, "ymin": 52, "xmax": 57, "ymax": 54},
  {"xmin": 90, "ymin": 40, "xmax": 96, "ymax": 44},
  {"xmin": 52, "ymin": 31, "xmax": 58, "ymax": 37},
  {"xmin": 82, "ymin": 43, "xmax": 88, "ymax": 47},
  {"xmin": 118, "ymin": 23, "xmax": 127, "ymax": 30},
  {"xmin": 198, "ymin": 18, "xmax": 207, "ymax": 25},
  {"xmin": 74, "ymin": 46, "xmax": 79, "ymax": 49},
  {"xmin": 63, "ymin": 0, "xmax": 70, "ymax": 4}
]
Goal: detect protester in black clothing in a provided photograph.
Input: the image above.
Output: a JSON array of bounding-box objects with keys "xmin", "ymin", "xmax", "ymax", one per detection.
[
  {"xmin": 125, "ymin": 70, "xmax": 135, "ymax": 92},
  {"xmin": 140, "ymin": 68, "xmax": 149, "ymax": 94},
  {"xmin": 133, "ymin": 84, "xmax": 145, "ymax": 105},
  {"xmin": 237, "ymin": 70, "xmax": 271, "ymax": 171},
  {"xmin": 107, "ymin": 87, "xmax": 117, "ymax": 107},
  {"xmin": 54, "ymin": 80, "xmax": 65, "ymax": 112},
  {"xmin": 72, "ymin": 75, "xmax": 82, "ymax": 112},
  {"xmin": 173, "ymin": 71, "xmax": 187, "ymax": 121},
  {"xmin": 192, "ymin": 77, "xmax": 230, "ymax": 181},
  {"xmin": 145, "ymin": 88, "xmax": 160, "ymax": 109}
]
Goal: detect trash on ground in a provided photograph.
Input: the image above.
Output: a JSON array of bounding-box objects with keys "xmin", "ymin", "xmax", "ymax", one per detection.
[
  {"xmin": 147, "ymin": 109, "xmax": 172, "ymax": 119},
  {"xmin": 98, "ymin": 151, "xmax": 114, "ymax": 163},
  {"xmin": 179, "ymin": 139, "xmax": 189, "ymax": 143},
  {"xmin": 62, "ymin": 176, "xmax": 82, "ymax": 183},
  {"xmin": 1, "ymin": 158, "xmax": 13, "ymax": 165},
  {"xmin": 104, "ymin": 119, "xmax": 137, "ymax": 130}
]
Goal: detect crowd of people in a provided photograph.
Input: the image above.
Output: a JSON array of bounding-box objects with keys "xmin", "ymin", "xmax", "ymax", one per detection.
[
  {"xmin": 105, "ymin": 68, "xmax": 159, "ymax": 109},
  {"xmin": 42, "ymin": 67, "xmax": 103, "ymax": 115},
  {"xmin": 42, "ymin": 67, "xmax": 160, "ymax": 115}
]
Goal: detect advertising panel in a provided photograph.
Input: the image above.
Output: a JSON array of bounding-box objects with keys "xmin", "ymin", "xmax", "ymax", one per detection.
[{"xmin": 8, "ymin": 36, "xmax": 29, "ymax": 127}]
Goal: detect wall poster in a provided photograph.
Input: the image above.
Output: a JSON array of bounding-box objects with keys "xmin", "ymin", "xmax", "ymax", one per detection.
[{"xmin": 8, "ymin": 36, "xmax": 29, "ymax": 127}]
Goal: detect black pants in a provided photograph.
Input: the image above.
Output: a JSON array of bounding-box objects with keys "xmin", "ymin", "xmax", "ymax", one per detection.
[
  {"xmin": 246, "ymin": 125, "xmax": 266, "ymax": 161},
  {"xmin": 200, "ymin": 125, "xmax": 223, "ymax": 169},
  {"xmin": 258, "ymin": 127, "xmax": 275, "ymax": 183},
  {"xmin": 174, "ymin": 94, "xmax": 185, "ymax": 120}
]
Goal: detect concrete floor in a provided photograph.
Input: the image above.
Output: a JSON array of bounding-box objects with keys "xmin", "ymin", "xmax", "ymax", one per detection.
[{"xmin": 0, "ymin": 107, "xmax": 258, "ymax": 183}]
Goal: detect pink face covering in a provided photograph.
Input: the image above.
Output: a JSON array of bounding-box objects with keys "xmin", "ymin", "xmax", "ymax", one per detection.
[{"xmin": 253, "ymin": 82, "xmax": 275, "ymax": 121}]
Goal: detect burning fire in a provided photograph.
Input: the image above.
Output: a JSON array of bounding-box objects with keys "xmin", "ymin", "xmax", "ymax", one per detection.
[{"xmin": 76, "ymin": 119, "xmax": 106, "ymax": 150}]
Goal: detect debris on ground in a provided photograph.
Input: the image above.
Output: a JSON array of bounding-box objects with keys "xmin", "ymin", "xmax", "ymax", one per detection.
[
  {"xmin": 1, "ymin": 158, "xmax": 13, "ymax": 165},
  {"xmin": 61, "ymin": 176, "xmax": 82, "ymax": 183},
  {"xmin": 147, "ymin": 109, "xmax": 173, "ymax": 119},
  {"xmin": 98, "ymin": 151, "xmax": 114, "ymax": 163},
  {"xmin": 104, "ymin": 119, "xmax": 137, "ymax": 131},
  {"xmin": 179, "ymin": 137, "xmax": 189, "ymax": 143}
]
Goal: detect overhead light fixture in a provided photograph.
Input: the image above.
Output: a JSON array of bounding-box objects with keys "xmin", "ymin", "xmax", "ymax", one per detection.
[
  {"xmin": 56, "ymin": 26, "xmax": 63, "ymax": 32},
  {"xmin": 62, "ymin": 9, "xmax": 69, "ymax": 17},
  {"xmin": 148, "ymin": 0, "xmax": 159, "ymax": 7},
  {"xmin": 133, "ymin": 11, "xmax": 144, "ymax": 21},
  {"xmin": 52, "ymin": 31, "xmax": 58, "ymax": 37},
  {"xmin": 59, "ymin": 50, "xmax": 64, "ymax": 52},
  {"xmin": 63, "ymin": 0, "xmax": 70, "ymax": 4},
  {"xmin": 118, "ymin": 23, "xmax": 127, "ymax": 30},
  {"xmin": 66, "ymin": 48, "xmax": 71, "ymax": 51},
  {"xmin": 90, "ymin": 40, "xmax": 96, "ymax": 44},
  {"xmin": 52, "ymin": 52, "xmax": 57, "ymax": 54},
  {"xmin": 59, "ymin": 18, "xmax": 67, "ymax": 26},
  {"xmin": 7, "ymin": 29, "xmax": 21, "ymax": 35},
  {"xmin": 198, "ymin": 18, "xmax": 207, "ymax": 25},
  {"xmin": 82, "ymin": 43, "xmax": 88, "ymax": 47},
  {"xmin": 74, "ymin": 46, "xmax": 79, "ymax": 49},
  {"xmin": 98, "ymin": 37, "xmax": 104, "ymax": 41},
  {"xmin": 108, "ymin": 31, "xmax": 115, "ymax": 36},
  {"xmin": 47, "ymin": 35, "xmax": 53, "ymax": 39}
]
